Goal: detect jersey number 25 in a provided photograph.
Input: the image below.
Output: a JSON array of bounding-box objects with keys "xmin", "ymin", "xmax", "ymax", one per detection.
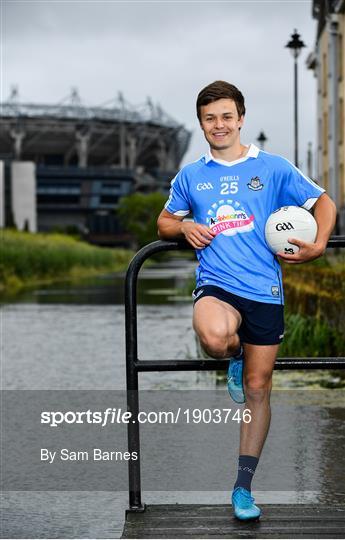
[{"xmin": 220, "ymin": 182, "xmax": 238, "ymax": 195}]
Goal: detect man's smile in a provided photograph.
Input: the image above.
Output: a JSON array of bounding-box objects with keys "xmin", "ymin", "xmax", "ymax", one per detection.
[{"xmin": 212, "ymin": 131, "xmax": 230, "ymax": 138}]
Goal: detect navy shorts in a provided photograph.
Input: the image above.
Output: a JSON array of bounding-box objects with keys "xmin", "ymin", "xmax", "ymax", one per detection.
[{"xmin": 192, "ymin": 285, "xmax": 284, "ymax": 345}]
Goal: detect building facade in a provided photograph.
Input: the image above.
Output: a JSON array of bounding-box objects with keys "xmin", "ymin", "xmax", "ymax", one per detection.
[{"xmin": 307, "ymin": 0, "xmax": 345, "ymax": 232}]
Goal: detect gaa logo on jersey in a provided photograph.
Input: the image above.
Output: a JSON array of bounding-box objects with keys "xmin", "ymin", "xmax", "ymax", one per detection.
[
  {"xmin": 206, "ymin": 199, "xmax": 255, "ymax": 237},
  {"xmin": 197, "ymin": 182, "xmax": 213, "ymax": 191}
]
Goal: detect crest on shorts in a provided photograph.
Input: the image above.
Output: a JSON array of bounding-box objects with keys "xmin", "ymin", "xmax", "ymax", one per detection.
[{"xmin": 247, "ymin": 176, "xmax": 264, "ymax": 191}]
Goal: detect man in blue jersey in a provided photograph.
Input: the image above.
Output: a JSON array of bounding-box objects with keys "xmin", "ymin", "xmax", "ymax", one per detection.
[{"xmin": 157, "ymin": 81, "xmax": 336, "ymax": 520}]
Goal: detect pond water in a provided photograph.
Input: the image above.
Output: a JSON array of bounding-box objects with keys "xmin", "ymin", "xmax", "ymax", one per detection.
[{"xmin": 2, "ymin": 259, "xmax": 345, "ymax": 538}]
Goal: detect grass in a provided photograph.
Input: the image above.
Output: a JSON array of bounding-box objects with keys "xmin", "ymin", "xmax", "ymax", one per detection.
[
  {"xmin": 282, "ymin": 253, "xmax": 345, "ymax": 336},
  {"xmin": 0, "ymin": 229, "xmax": 133, "ymax": 293},
  {"xmin": 279, "ymin": 311, "xmax": 345, "ymax": 357}
]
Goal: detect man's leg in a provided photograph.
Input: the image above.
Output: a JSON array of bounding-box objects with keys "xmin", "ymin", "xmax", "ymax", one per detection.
[
  {"xmin": 240, "ymin": 343, "xmax": 279, "ymax": 457},
  {"xmin": 231, "ymin": 343, "xmax": 278, "ymax": 520},
  {"xmin": 193, "ymin": 296, "xmax": 242, "ymax": 358}
]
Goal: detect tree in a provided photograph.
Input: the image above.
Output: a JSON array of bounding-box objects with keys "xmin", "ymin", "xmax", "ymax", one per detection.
[{"xmin": 117, "ymin": 192, "xmax": 167, "ymax": 248}]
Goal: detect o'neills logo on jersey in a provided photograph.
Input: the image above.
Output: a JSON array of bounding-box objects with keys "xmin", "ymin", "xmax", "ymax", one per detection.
[{"xmin": 206, "ymin": 199, "xmax": 254, "ymax": 237}]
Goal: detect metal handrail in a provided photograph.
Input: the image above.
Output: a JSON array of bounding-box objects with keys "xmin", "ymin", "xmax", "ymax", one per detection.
[{"xmin": 125, "ymin": 236, "xmax": 345, "ymax": 510}]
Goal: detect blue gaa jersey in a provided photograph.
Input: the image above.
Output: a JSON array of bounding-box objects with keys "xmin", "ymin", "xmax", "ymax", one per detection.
[{"xmin": 164, "ymin": 143, "xmax": 325, "ymax": 304}]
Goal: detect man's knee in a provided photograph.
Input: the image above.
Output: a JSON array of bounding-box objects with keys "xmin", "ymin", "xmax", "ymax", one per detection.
[
  {"xmin": 199, "ymin": 329, "xmax": 238, "ymax": 359},
  {"xmin": 244, "ymin": 373, "xmax": 272, "ymax": 401},
  {"xmin": 200, "ymin": 336, "xmax": 228, "ymax": 358}
]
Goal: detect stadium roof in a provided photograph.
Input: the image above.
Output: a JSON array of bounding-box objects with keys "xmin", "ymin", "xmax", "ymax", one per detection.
[
  {"xmin": 0, "ymin": 87, "xmax": 191, "ymax": 169},
  {"xmin": 0, "ymin": 87, "xmax": 182, "ymax": 129}
]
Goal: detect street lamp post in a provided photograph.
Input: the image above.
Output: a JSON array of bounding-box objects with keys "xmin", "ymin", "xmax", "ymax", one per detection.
[
  {"xmin": 285, "ymin": 29, "xmax": 306, "ymax": 168},
  {"xmin": 257, "ymin": 131, "xmax": 267, "ymax": 151}
]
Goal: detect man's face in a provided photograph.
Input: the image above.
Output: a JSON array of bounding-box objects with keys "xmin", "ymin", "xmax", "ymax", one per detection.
[{"xmin": 199, "ymin": 98, "xmax": 244, "ymax": 150}]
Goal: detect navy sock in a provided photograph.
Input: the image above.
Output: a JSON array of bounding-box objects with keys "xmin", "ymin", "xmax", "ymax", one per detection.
[{"xmin": 234, "ymin": 455, "xmax": 259, "ymax": 492}]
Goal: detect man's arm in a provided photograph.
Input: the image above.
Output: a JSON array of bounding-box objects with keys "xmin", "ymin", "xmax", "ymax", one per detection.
[
  {"xmin": 157, "ymin": 209, "xmax": 215, "ymax": 249},
  {"xmin": 277, "ymin": 193, "xmax": 337, "ymax": 264}
]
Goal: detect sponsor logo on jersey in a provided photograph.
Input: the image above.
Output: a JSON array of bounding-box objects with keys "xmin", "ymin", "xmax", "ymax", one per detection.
[
  {"xmin": 276, "ymin": 222, "xmax": 294, "ymax": 231},
  {"xmin": 271, "ymin": 286, "xmax": 280, "ymax": 296},
  {"xmin": 197, "ymin": 182, "xmax": 213, "ymax": 191},
  {"xmin": 206, "ymin": 199, "xmax": 254, "ymax": 237},
  {"xmin": 247, "ymin": 176, "xmax": 264, "ymax": 191}
]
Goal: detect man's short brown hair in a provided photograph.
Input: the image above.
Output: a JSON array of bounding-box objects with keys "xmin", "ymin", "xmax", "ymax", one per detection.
[{"xmin": 196, "ymin": 81, "xmax": 246, "ymax": 121}]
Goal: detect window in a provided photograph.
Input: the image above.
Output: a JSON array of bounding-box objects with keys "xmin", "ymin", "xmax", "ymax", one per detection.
[
  {"xmin": 340, "ymin": 163, "xmax": 344, "ymax": 206},
  {"xmin": 323, "ymin": 111, "xmax": 328, "ymax": 154},
  {"xmin": 37, "ymin": 184, "xmax": 80, "ymax": 195},
  {"xmin": 339, "ymin": 98, "xmax": 344, "ymax": 145},
  {"xmin": 99, "ymin": 195, "xmax": 119, "ymax": 205},
  {"xmin": 43, "ymin": 154, "xmax": 64, "ymax": 166},
  {"xmin": 323, "ymin": 170, "xmax": 328, "ymax": 192},
  {"xmin": 37, "ymin": 194, "xmax": 80, "ymax": 205},
  {"xmin": 322, "ymin": 53, "xmax": 328, "ymax": 97},
  {"xmin": 339, "ymin": 33, "xmax": 343, "ymax": 82},
  {"xmin": 102, "ymin": 182, "xmax": 121, "ymax": 189},
  {"xmin": 37, "ymin": 184, "xmax": 80, "ymax": 205}
]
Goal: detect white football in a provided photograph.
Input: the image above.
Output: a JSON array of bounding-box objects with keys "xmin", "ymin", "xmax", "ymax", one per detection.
[{"xmin": 265, "ymin": 206, "xmax": 317, "ymax": 254}]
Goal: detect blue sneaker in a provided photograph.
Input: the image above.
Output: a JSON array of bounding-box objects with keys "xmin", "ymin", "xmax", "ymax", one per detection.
[
  {"xmin": 232, "ymin": 487, "xmax": 261, "ymax": 521},
  {"xmin": 227, "ymin": 352, "xmax": 245, "ymax": 404}
]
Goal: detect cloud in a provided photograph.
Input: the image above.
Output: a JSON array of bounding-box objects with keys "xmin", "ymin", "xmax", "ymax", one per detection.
[{"xmin": 3, "ymin": 0, "xmax": 316, "ymax": 169}]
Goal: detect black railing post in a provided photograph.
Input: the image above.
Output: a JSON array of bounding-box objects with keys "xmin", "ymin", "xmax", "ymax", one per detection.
[
  {"xmin": 125, "ymin": 249, "xmax": 142, "ymax": 511},
  {"xmin": 125, "ymin": 240, "xmax": 190, "ymax": 510},
  {"xmin": 124, "ymin": 235, "xmax": 345, "ymax": 512}
]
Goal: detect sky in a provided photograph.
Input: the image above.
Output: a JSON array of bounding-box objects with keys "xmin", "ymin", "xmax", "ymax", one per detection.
[{"xmin": 2, "ymin": 0, "xmax": 318, "ymax": 171}]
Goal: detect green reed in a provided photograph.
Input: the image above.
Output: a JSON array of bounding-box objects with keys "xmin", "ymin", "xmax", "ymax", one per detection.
[
  {"xmin": 1, "ymin": 229, "xmax": 133, "ymax": 291},
  {"xmin": 279, "ymin": 311, "xmax": 345, "ymax": 357}
]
